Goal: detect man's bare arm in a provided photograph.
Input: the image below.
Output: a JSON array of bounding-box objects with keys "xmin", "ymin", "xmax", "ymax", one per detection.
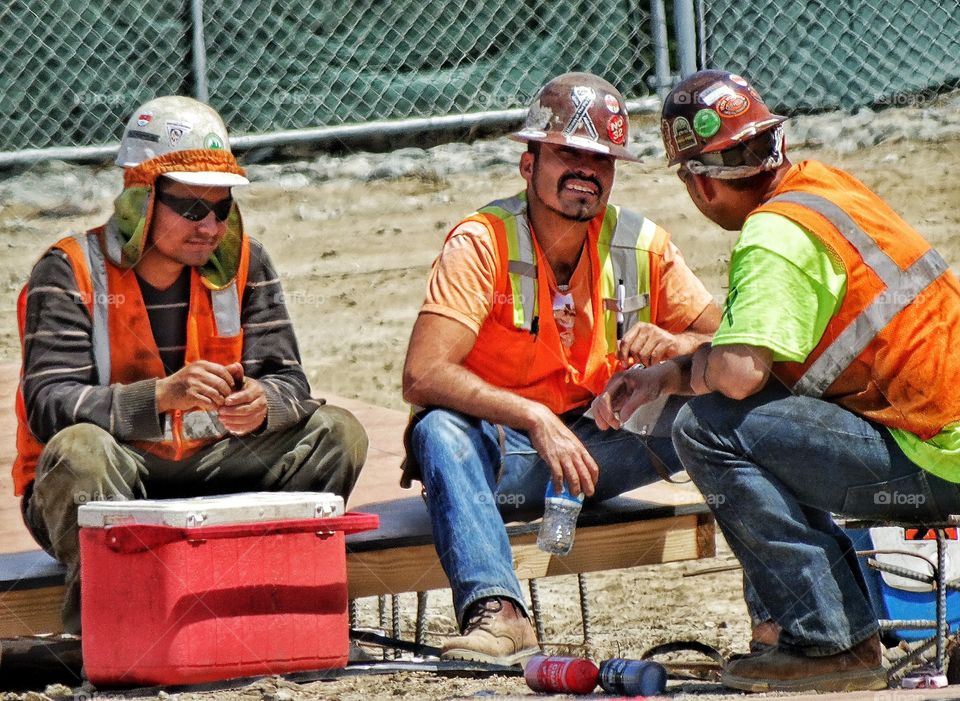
[
  {"xmin": 593, "ymin": 342, "xmax": 773, "ymax": 430},
  {"xmin": 402, "ymin": 312, "xmax": 599, "ymax": 495}
]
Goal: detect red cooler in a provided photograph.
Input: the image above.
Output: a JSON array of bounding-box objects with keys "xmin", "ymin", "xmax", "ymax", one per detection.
[{"xmin": 77, "ymin": 493, "xmax": 378, "ymax": 686}]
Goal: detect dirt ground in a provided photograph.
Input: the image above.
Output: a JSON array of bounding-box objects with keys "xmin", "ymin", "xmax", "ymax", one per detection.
[{"xmin": 2, "ymin": 115, "xmax": 960, "ymax": 699}]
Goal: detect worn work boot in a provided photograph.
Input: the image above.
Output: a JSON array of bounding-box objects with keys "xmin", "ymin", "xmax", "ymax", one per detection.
[
  {"xmin": 728, "ymin": 620, "xmax": 781, "ymax": 662},
  {"xmin": 722, "ymin": 633, "xmax": 888, "ymax": 692},
  {"xmin": 440, "ymin": 597, "xmax": 540, "ymax": 666}
]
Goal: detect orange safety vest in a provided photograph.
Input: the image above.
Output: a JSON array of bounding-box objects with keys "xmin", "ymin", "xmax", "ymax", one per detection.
[
  {"xmin": 460, "ymin": 193, "xmax": 668, "ymax": 415},
  {"xmin": 755, "ymin": 160, "xmax": 960, "ymax": 439},
  {"xmin": 12, "ymin": 228, "xmax": 251, "ymax": 495}
]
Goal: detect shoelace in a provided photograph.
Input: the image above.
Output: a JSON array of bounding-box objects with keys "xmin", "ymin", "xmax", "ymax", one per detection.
[{"xmin": 462, "ymin": 599, "xmax": 505, "ymax": 634}]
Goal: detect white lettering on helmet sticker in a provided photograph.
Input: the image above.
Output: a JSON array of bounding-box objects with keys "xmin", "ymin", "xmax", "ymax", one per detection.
[{"xmin": 700, "ymin": 82, "xmax": 737, "ymax": 106}]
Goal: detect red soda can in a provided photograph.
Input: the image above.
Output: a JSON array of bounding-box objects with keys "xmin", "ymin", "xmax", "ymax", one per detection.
[{"xmin": 524, "ymin": 654, "xmax": 599, "ymax": 694}]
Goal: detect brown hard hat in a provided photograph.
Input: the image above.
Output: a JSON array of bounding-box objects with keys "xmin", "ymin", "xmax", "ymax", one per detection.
[
  {"xmin": 661, "ymin": 70, "xmax": 787, "ymax": 166},
  {"xmin": 511, "ymin": 72, "xmax": 639, "ymax": 162}
]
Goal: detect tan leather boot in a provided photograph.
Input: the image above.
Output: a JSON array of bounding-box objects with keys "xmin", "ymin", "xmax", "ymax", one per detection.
[
  {"xmin": 722, "ymin": 633, "xmax": 888, "ymax": 692},
  {"xmin": 440, "ymin": 597, "xmax": 540, "ymax": 666}
]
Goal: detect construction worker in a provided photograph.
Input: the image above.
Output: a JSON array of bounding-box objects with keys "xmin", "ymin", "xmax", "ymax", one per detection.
[
  {"xmin": 15, "ymin": 96, "xmax": 368, "ymax": 634},
  {"xmin": 402, "ymin": 72, "xmax": 721, "ymax": 666},
  {"xmin": 593, "ymin": 69, "xmax": 960, "ymax": 692}
]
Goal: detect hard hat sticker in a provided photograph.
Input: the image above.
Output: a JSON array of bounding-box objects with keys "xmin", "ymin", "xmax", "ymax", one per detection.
[
  {"xmin": 165, "ymin": 120, "xmax": 193, "ymax": 147},
  {"xmin": 660, "ymin": 119, "xmax": 678, "ymax": 162},
  {"xmin": 606, "ymin": 115, "xmax": 626, "ymax": 145},
  {"xmin": 136, "ymin": 113, "xmax": 153, "ymax": 127},
  {"xmin": 672, "ymin": 117, "xmax": 697, "ymax": 152},
  {"xmin": 563, "ymin": 86, "xmax": 599, "ymax": 141},
  {"xmin": 717, "ymin": 94, "xmax": 750, "ymax": 118},
  {"xmin": 204, "ymin": 133, "xmax": 224, "ymax": 150},
  {"xmin": 729, "ymin": 74, "xmax": 749, "ymax": 87},
  {"xmin": 700, "ymin": 81, "xmax": 736, "ymax": 106},
  {"xmin": 693, "ymin": 109, "xmax": 721, "ymax": 138},
  {"xmin": 127, "ymin": 129, "xmax": 160, "ymax": 143},
  {"xmin": 604, "ymin": 94, "xmax": 620, "ymax": 114}
]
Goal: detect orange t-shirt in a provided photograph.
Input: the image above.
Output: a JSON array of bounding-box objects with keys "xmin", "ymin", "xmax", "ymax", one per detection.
[{"xmin": 420, "ymin": 218, "xmax": 713, "ymax": 346}]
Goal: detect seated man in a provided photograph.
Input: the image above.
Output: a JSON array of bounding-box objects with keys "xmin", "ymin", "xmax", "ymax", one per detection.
[
  {"xmin": 402, "ymin": 73, "xmax": 720, "ymax": 666},
  {"xmin": 15, "ymin": 96, "xmax": 368, "ymax": 634},
  {"xmin": 594, "ymin": 70, "xmax": 960, "ymax": 692}
]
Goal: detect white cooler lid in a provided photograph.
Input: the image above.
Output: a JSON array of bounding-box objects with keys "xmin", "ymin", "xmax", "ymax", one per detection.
[{"xmin": 77, "ymin": 492, "xmax": 344, "ymax": 528}]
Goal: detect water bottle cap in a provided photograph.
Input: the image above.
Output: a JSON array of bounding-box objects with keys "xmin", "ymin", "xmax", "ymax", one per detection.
[{"xmin": 544, "ymin": 482, "xmax": 586, "ymax": 502}]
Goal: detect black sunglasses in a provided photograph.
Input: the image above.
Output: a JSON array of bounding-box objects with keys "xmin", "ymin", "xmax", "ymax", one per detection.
[{"xmin": 156, "ymin": 191, "xmax": 233, "ymax": 222}]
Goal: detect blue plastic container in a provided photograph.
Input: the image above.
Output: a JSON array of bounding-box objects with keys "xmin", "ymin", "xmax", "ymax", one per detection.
[{"xmin": 847, "ymin": 527, "xmax": 960, "ymax": 641}]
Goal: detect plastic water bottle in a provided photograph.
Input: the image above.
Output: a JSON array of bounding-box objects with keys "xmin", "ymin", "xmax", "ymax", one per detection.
[
  {"xmin": 537, "ymin": 482, "xmax": 584, "ymax": 556},
  {"xmin": 524, "ymin": 654, "xmax": 599, "ymax": 694},
  {"xmin": 598, "ymin": 658, "xmax": 668, "ymax": 696}
]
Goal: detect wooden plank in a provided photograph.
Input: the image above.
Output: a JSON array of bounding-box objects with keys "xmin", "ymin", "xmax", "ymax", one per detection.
[
  {"xmin": 0, "ymin": 586, "xmax": 64, "ymax": 637},
  {"xmin": 697, "ymin": 512, "xmax": 717, "ymax": 559},
  {"xmin": 347, "ymin": 514, "xmax": 708, "ymax": 599}
]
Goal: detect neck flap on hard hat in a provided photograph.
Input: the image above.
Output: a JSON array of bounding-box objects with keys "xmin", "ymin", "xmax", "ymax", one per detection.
[{"xmin": 102, "ymin": 150, "xmax": 246, "ymax": 289}]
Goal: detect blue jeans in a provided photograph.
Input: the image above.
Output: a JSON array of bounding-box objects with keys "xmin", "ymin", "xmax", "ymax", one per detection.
[
  {"xmin": 411, "ymin": 407, "xmax": 682, "ymax": 626},
  {"xmin": 673, "ymin": 383, "xmax": 960, "ymax": 656}
]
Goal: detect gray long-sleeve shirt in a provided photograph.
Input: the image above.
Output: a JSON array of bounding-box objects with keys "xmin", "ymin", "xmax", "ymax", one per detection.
[{"xmin": 21, "ymin": 235, "xmax": 320, "ymax": 444}]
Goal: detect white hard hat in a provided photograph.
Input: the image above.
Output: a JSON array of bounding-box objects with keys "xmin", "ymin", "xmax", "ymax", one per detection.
[{"xmin": 116, "ymin": 96, "xmax": 249, "ymax": 186}]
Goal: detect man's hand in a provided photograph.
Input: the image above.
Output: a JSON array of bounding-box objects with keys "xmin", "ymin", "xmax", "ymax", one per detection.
[
  {"xmin": 592, "ymin": 362, "xmax": 681, "ymax": 431},
  {"xmin": 218, "ymin": 371, "xmax": 268, "ymax": 436},
  {"xmin": 526, "ymin": 404, "xmax": 599, "ymax": 498},
  {"xmin": 156, "ymin": 360, "xmax": 238, "ymax": 413},
  {"xmin": 618, "ymin": 322, "xmax": 682, "ymax": 368}
]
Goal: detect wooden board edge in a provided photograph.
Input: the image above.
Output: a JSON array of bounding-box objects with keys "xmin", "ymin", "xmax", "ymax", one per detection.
[{"xmin": 348, "ymin": 514, "xmax": 710, "ymax": 599}]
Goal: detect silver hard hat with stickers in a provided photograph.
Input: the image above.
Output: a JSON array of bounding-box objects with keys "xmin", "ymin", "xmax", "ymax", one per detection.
[
  {"xmin": 116, "ymin": 95, "xmax": 249, "ymax": 186},
  {"xmin": 511, "ymin": 72, "xmax": 640, "ymax": 162}
]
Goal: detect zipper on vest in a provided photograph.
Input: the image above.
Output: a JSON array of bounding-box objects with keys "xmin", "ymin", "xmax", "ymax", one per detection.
[{"xmin": 172, "ymin": 410, "xmax": 185, "ymax": 461}]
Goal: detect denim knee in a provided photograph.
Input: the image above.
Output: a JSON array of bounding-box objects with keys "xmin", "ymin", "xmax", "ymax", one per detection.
[
  {"xmin": 671, "ymin": 393, "xmax": 736, "ymax": 479},
  {"xmin": 412, "ymin": 409, "xmax": 471, "ymax": 454}
]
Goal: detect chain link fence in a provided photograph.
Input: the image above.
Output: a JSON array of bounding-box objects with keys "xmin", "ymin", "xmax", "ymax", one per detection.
[
  {"xmin": 700, "ymin": 0, "xmax": 960, "ymax": 113},
  {"xmin": 9, "ymin": 0, "xmax": 955, "ymax": 160},
  {"xmin": 1, "ymin": 1, "xmax": 187, "ymax": 153},
  {"xmin": 0, "ymin": 0, "xmax": 655, "ymax": 155}
]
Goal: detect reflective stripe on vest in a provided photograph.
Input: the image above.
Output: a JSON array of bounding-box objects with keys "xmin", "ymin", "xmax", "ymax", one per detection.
[
  {"xmin": 70, "ymin": 233, "xmax": 111, "ymax": 386},
  {"xmin": 603, "ymin": 206, "xmax": 657, "ymax": 333},
  {"xmin": 71, "ymin": 231, "xmax": 243, "ymax": 439},
  {"xmin": 479, "ymin": 198, "xmax": 656, "ymax": 333},
  {"xmin": 481, "ymin": 196, "xmax": 538, "ymax": 331},
  {"xmin": 769, "ymin": 191, "xmax": 950, "ymax": 397}
]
